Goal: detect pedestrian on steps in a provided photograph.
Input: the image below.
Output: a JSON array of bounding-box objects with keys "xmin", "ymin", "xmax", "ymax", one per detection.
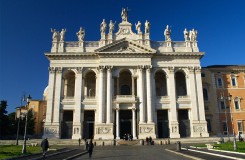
[
  {"xmin": 78, "ymin": 138, "xmax": 81, "ymax": 146},
  {"xmin": 41, "ymin": 138, "xmax": 49, "ymax": 159},
  {"xmin": 88, "ymin": 139, "xmax": 94, "ymax": 159}
]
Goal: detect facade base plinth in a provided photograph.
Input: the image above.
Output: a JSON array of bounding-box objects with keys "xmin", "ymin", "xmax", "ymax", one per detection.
[
  {"xmin": 138, "ymin": 123, "xmax": 156, "ymax": 139},
  {"xmin": 169, "ymin": 121, "xmax": 180, "ymax": 138},
  {"xmin": 72, "ymin": 124, "xmax": 83, "ymax": 139},
  {"xmin": 191, "ymin": 121, "xmax": 209, "ymax": 137},
  {"xmin": 94, "ymin": 123, "xmax": 114, "ymax": 140},
  {"xmin": 43, "ymin": 124, "xmax": 61, "ymax": 139}
]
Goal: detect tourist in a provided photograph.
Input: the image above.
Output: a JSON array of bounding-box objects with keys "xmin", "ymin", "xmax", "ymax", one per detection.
[
  {"xmin": 88, "ymin": 139, "xmax": 94, "ymax": 159},
  {"xmin": 149, "ymin": 136, "xmax": 152, "ymax": 145},
  {"xmin": 41, "ymin": 138, "xmax": 49, "ymax": 158},
  {"xmin": 78, "ymin": 138, "xmax": 81, "ymax": 146},
  {"xmin": 146, "ymin": 137, "xmax": 149, "ymax": 145}
]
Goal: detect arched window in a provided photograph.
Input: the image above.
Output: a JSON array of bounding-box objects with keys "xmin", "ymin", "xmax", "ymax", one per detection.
[
  {"xmin": 203, "ymin": 88, "xmax": 208, "ymax": 101},
  {"xmin": 84, "ymin": 71, "xmax": 96, "ymax": 97},
  {"xmin": 63, "ymin": 71, "xmax": 75, "ymax": 98},
  {"xmin": 155, "ymin": 71, "xmax": 167, "ymax": 96},
  {"xmin": 119, "ymin": 70, "xmax": 132, "ymax": 95},
  {"xmin": 175, "ymin": 71, "xmax": 187, "ymax": 96}
]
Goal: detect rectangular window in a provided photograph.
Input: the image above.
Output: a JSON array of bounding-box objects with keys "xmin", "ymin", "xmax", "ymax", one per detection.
[
  {"xmin": 235, "ymin": 101, "xmax": 240, "ymax": 109},
  {"xmin": 201, "ymin": 73, "xmax": 206, "ymax": 78},
  {"xmin": 222, "ymin": 122, "xmax": 228, "ymax": 135},
  {"xmin": 31, "ymin": 105, "xmax": 35, "ymax": 109},
  {"xmin": 232, "ymin": 78, "xmax": 237, "ymax": 86},
  {"xmin": 237, "ymin": 122, "xmax": 243, "ymax": 132},
  {"xmin": 218, "ymin": 78, "xmax": 223, "ymax": 87},
  {"xmin": 220, "ymin": 101, "xmax": 225, "ymax": 110},
  {"xmin": 205, "ymin": 106, "xmax": 209, "ymax": 111}
]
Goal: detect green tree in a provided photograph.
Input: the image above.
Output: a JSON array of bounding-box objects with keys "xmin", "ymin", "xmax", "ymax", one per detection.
[
  {"xmin": 7, "ymin": 112, "xmax": 18, "ymax": 135},
  {"xmin": 0, "ymin": 101, "xmax": 8, "ymax": 138},
  {"xmin": 26, "ymin": 109, "xmax": 35, "ymax": 135}
]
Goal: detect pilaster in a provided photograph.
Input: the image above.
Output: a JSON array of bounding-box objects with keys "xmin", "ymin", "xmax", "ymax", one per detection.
[
  {"xmin": 97, "ymin": 66, "xmax": 105, "ymax": 124},
  {"xmin": 138, "ymin": 65, "xmax": 145, "ymax": 123}
]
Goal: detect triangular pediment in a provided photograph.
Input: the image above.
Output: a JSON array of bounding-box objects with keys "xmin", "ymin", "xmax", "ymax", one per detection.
[{"xmin": 95, "ymin": 38, "xmax": 156, "ymax": 54}]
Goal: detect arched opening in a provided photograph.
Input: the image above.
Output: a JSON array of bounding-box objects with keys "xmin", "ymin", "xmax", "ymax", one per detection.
[
  {"xmin": 155, "ymin": 71, "xmax": 167, "ymax": 96},
  {"xmin": 63, "ymin": 71, "xmax": 75, "ymax": 98},
  {"xmin": 84, "ymin": 71, "xmax": 96, "ymax": 98},
  {"xmin": 119, "ymin": 70, "xmax": 132, "ymax": 95},
  {"xmin": 175, "ymin": 71, "xmax": 187, "ymax": 96}
]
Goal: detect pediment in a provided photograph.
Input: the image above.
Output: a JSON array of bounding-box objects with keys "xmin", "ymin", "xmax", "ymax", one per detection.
[{"xmin": 95, "ymin": 38, "xmax": 156, "ymax": 54}]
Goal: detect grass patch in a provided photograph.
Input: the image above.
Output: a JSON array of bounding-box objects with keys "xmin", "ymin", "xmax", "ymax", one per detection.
[
  {"xmin": 213, "ymin": 141, "xmax": 245, "ymax": 153},
  {"xmin": 194, "ymin": 144, "xmax": 207, "ymax": 147},
  {"xmin": 0, "ymin": 145, "xmax": 62, "ymax": 159}
]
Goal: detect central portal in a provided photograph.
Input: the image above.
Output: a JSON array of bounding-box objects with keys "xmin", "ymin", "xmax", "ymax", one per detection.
[{"xmin": 120, "ymin": 110, "xmax": 132, "ymax": 139}]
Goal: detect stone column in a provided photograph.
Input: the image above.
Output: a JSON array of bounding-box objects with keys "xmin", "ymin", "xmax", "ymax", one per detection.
[
  {"xmin": 146, "ymin": 65, "xmax": 153, "ymax": 123},
  {"xmin": 72, "ymin": 67, "xmax": 83, "ymax": 139},
  {"xmin": 45, "ymin": 67, "xmax": 56, "ymax": 124},
  {"xmin": 132, "ymin": 107, "xmax": 137, "ymax": 139},
  {"xmin": 168, "ymin": 67, "xmax": 180, "ymax": 138},
  {"xmin": 138, "ymin": 65, "xmax": 145, "ymax": 123},
  {"xmin": 116, "ymin": 107, "xmax": 120, "ymax": 139},
  {"xmin": 132, "ymin": 76, "xmax": 135, "ymax": 96},
  {"xmin": 195, "ymin": 67, "xmax": 209, "ymax": 137},
  {"xmin": 53, "ymin": 67, "xmax": 62, "ymax": 124},
  {"xmin": 106, "ymin": 66, "xmax": 113, "ymax": 124},
  {"xmin": 98, "ymin": 66, "xmax": 105, "ymax": 124}
]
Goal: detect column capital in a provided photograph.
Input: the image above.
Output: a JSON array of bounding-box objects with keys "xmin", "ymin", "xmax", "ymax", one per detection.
[
  {"xmin": 188, "ymin": 66, "xmax": 195, "ymax": 74},
  {"xmin": 97, "ymin": 65, "xmax": 105, "ymax": 72},
  {"xmin": 49, "ymin": 67, "xmax": 56, "ymax": 73},
  {"xmin": 106, "ymin": 65, "xmax": 113, "ymax": 71},
  {"xmin": 145, "ymin": 65, "xmax": 152, "ymax": 71},
  {"xmin": 195, "ymin": 66, "xmax": 202, "ymax": 73},
  {"xmin": 132, "ymin": 107, "xmax": 136, "ymax": 111},
  {"xmin": 168, "ymin": 66, "xmax": 174, "ymax": 74},
  {"xmin": 56, "ymin": 67, "xmax": 62, "ymax": 73},
  {"xmin": 137, "ymin": 65, "xmax": 144, "ymax": 71},
  {"xmin": 76, "ymin": 67, "xmax": 83, "ymax": 74}
]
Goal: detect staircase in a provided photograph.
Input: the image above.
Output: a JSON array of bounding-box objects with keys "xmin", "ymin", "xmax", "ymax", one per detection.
[{"xmin": 117, "ymin": 140, "xmax": 140, "ymax": 146}]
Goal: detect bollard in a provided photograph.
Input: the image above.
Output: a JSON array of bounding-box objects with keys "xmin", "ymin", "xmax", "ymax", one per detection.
[
  {"xmin": 176, "ymin": 141, "xmax": 181, "ymax": 151},
  {"xmin": 168, "ymin": 139, "xmax": 170, "ymax": 144},
  {"xmin": 164, "ymin": 140, "xmax": 166, "ymax": 145},
  {"xmin": 160, "ymin": 141, "xmax": 162, "ymax": 145}
]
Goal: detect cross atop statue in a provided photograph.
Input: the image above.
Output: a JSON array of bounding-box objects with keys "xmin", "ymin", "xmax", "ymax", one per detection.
[{"xmin": 121, "ymin": 7, "xmax": 130, "ymax": 22}]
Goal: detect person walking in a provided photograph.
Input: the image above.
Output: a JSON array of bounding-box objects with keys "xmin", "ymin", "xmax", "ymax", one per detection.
[
  {"xmin": 41, "ymin": 138, "xmax": 49, "ymax": 159},
  {"xmin": 78, "ymin": 138, "xmax": 81, "ymax": 146},
  {"xmin": 146, "ymin": 137, "xmax": 149, "ymax": 145},
  {"xmin": 88, "ymin": 139, "xmax": 94, "ymax": 159},
  {"xmin": 149, "ymin": 136, "xmax": 152, "ymax": 145}
]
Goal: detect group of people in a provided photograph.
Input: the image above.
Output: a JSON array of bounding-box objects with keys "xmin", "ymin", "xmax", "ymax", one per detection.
[
  {"xmin": 146, "ymin": 136, "xmax": 153, "ymax": 145},
  {"xmin": 78, "ymin": 138, "xmax": 94, "ymax": 159},
  {"xmin": 123, "ymin": 134, "xmax": 133, "ymax": 141}
]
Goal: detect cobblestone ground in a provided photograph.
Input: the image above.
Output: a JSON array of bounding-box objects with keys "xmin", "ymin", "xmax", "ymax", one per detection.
[{"xmin": 75, "ymin": 145, "xmax": 191, "ymax": 160}]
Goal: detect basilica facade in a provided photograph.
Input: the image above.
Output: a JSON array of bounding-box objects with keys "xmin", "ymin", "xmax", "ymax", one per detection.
[{"xmin": 43, "ymin": 9, "xmax": 209, "ymax": 139}]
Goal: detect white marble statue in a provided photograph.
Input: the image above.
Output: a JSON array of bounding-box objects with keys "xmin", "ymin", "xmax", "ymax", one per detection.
[
  {"xmin": 60, "ymin": 29, "xmax": 66, "ymax": 41},
  {"xmin": 121, "ymin": 8, "xmax": 128, "ymax": 22},
  {"xmin": 135, "ymin": 21, "xmax": 142, "ymax": 34},
  {"xmin": 51, "ymin": 28, "xmax": 59, "ymax": 41},
  {"xmin": 189, "ymin": 29, "xmax": 197, "ymax": 41},
  {"xmin": 145, "ymin": 20, "xmax": 150, "ymax": 34},
  {"xmin": 109, "ymin": 20, "xmax": 116, "ymax": 34},
  {"xmin": 100, "ymin": 19, "xmax": 107, "ymax": 34},
  {"xmin": 184, "ymin": 28, "xmax": 189, "ymax": 41},
  {"xmin": 164, "ymin": 25, "xmax": 171, "ymax": 41},
  {"xmin": 76, "ymin": 27, "xmax": 85, "ymax": 42}
]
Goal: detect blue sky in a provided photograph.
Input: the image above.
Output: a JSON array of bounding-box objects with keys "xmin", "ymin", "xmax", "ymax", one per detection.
[{"xmin": 0, "ymin": 0, "xmax": 245, "ymax": 113}]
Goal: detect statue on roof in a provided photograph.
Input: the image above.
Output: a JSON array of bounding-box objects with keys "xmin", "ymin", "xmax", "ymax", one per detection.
[
  {"xmin": 100, "ymin": 19, "xmax": 107, "ymax": 34},
  {"xmin": 60, "ymin": 29, "xmax": 66, "ymax": 41},
  {"xmin": 121, "ymin": 8, "xmax": 128, "ymax": 22},
  {"xmin": 109, "ymin": 20, "xmax": 116, "ymax": 34},
  {"xmin": 76, "ymin": 27, "xmax": 85, "ymax": 42},
  {"xmin": 135, "ymin": 21, "xmax": 142, "ymax": 34},
  {"xmin": 164, "ymin": 25, "xmax": 171, "ymax": 41},
  {"xmin": 189, "ymin": 29, "xmax": 197, "ymax": 41},
  {"xmin": 184, "ymin": 28, "xmax": 189, "ymax": 41},
  {"xmin": 51, "ymin": 28, "xmax": 59, "ymax": 41},
  {"xmin": 145, "ymin": 20, "xmax": 150, "ymax": 34}
]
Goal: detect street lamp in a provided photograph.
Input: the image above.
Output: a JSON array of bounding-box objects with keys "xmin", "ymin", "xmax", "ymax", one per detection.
[
  {"xmin": 16, "ymin": 95, "xmax": 25, "ymax": 145},
  {"xmin": 228, "ymin": 94, "xmax": 237, "ymax": 150},
  {"xmin": 220, "ymin": 93, "xmax": 230, "ymax": 142},
  {"xmin": 22, "ymin": 94, "xmax": 32, "ymax": 154}
]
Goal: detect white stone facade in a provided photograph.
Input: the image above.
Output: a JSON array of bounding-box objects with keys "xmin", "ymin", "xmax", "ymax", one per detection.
[{"xmin": 43, "ymin": 9, "xmax": 209, "ymax": 139}]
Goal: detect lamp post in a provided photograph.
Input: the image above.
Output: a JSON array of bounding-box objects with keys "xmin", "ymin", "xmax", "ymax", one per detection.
[
  {"xmin": 22, "ymin": 94, "xmax": 31, "ymax": 154},
  {"xmin": 228, "ymin": 94, "xmax": 237, "ymax": 150},
  {"xmin": 16, "ymin": 95, "xmax": 25, "ymax": 145},
  {"xmin": 220, "ymin": 93, "xmax": 230, "ymax": 142}
]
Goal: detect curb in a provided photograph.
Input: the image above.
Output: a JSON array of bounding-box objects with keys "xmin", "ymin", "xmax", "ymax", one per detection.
[
  {"xmin": 30, "ymin": 149, "xmax": 76, "ymax": 160},
  {"xmin": 208, "ymin": 148, "xmax": 245, "ymax": 155},
  {"xmin": 63, "ymin": 151, "xmax": 88, "ymax": 160},
  {"xmin": 165, "ymin": 149, "xmax": 204, "ymax": 160}
]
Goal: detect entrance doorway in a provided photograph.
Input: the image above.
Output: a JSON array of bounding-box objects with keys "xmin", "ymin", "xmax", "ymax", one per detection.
[
  {"xmin": 61, "ymin": 110, "xmax": 73, "ymax": 139},
  {"xmin": 83, "ymin": 110, "xmax": 94, "ymax": 139},
  {"xmin": 119, "ymin": 110, "xmax": 132, "ymax": 139},
  {"xmin": 157, "ymin": 110, "xmax": 169, "ymax": 138},
  {"xmin": 178, "ymin": 109, "xmax": 190, "ymax": 137}
]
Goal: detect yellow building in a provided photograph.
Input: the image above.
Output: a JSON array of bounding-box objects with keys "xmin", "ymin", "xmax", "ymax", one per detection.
[
  {"xmin": 206, "ymin": 65, "xmax": 245, "ymax": 137},
  {"xmin": 201, "ymin": 68, "xmax": 218, "ymax": 136}
]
